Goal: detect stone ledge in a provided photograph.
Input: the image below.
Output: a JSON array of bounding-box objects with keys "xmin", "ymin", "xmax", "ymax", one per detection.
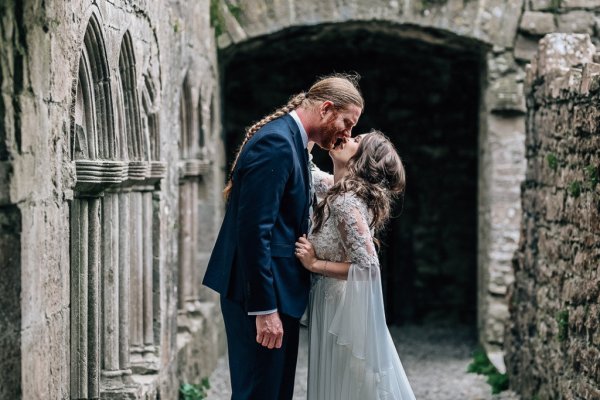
[{"xmin": 179, "ymin": 159, "xmax": 212, "ymax": 179}]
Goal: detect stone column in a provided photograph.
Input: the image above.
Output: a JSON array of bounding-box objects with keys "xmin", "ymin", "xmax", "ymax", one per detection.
[
  {"xmin": 118, "ymin": 190, "xmax": 133, "ymax": 383},
  {"xmin": 142, "ymin": 190, "xmax": 156, "ymax": 361},
  {"xmin": 88, "ymin": 197, "xmax": 101, "ymax": 398},
  {"xmin": 190, "ymin": 179, "xmax": 200, "ymax": 306},
  {"xmin": 101, "ymin": 192, "xmax": 123, "ymax": 387},
  {"xmin": 129, "ymin": 190, "xmax": 144, "ymax": 364},
  {"xmin": 70, "ymin": 198, "xmax": 89, "ymax": 398},
  {"xmin": 70, "ymin": 196, "xmax": 102, "ymax": 399},
  {"xmin": 178, "ymin": 182, "xmax": 193, "ymax": 310}
]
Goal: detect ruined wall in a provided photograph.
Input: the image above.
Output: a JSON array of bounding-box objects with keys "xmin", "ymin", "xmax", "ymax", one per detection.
[
  {"xmin": 0, "ymin": 1, "xmax": 224, "ymax": 399},
  {"xmin": 506, "ymin": 33, "xmax": 600, "ymax": 399}
]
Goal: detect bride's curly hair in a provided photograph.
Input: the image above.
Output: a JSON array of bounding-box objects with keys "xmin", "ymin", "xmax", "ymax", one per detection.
[{"xmin": 312, "ymin": 130, "xmax": 406, "ymax": 237}]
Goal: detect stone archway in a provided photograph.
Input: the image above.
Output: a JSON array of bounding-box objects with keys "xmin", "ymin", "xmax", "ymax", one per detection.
[
  {"xmin": 217, "ymin": 0, "xmax": 527, "ymax": 368},
  {"xmin": 222, "ymin": 22, "xmax": 484, "ymax": 323}
]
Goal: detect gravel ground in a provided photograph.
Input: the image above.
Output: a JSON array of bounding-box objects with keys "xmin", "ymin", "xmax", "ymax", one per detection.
[{"xmin": 206, "ymin": 323, "xmax": 519, "ymax": 400}]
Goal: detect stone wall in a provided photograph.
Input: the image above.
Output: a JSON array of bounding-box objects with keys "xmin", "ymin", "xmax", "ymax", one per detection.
[
  {"xmin": 506, "ymin": 33, "xmax": 600, "ymax": 399},
  {"xmin": 0, "ymin": 1, "xmax": 225, "ymax": 399}
]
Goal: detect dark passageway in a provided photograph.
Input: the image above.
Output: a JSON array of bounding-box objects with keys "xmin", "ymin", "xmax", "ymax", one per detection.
[{"xmin": 221, "ymin": 23, "xmax": 484, "ymax": 326}]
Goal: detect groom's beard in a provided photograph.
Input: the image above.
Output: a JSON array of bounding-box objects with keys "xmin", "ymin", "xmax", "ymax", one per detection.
[{"xmin": 318, "ymin": 113, "xmax": 342, "ymax": 150}]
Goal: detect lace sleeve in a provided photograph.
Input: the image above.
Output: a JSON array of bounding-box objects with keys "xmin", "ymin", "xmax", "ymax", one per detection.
[
  {"xmin": 330, "ymin": 194, "xmax": 379, "ymax": 272},
  {"xmin": 310, "ymin": 159, "xmax": 334, "ymax": 198},
  {"xmin": 328, "ymin": 193, "xmax": 392, "ymax": 371}
]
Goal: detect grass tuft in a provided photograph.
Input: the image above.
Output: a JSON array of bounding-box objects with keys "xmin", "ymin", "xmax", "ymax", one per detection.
[{"xmin": 467, "ymin": 349, "xmax": 509, "ymax": 394}]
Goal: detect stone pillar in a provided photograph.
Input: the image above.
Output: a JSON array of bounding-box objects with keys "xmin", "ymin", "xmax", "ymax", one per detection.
[
  {"xmin": 101, "ymin": 192, "xmax": 123, "ymax": 387},
  {"xmin": 178, "ymin": 182, "xmax": 193, "ymax": 311},
  {"xmin": 142, "ymin": 190, "xmax": 156, "ymax": 361},
  {"xmin": 118, "ymin": 191, "xmax": 134, "ymax": 383},
  {"xmin": 88, "ymin": 198, "xmax": 101, "ymax": 398},
  {"xmin": 70, "ymin": 197, "xmax": 101, "ymax": 399},
  {"xmin": 129, "ymin": 190, "xmax": 144, "ymax": 364},
  {"xmin": 190, "ymin": 179, "xmax": 200, "ymax": 305},
  {"xmin": 478, "ymin": 49, "xmax": 527, "ymax": 371}
]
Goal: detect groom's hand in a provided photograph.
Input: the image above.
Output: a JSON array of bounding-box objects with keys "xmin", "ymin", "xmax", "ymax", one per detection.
[{"xmin": 256, "ymin": 311, "xmax": 284, "ymax": 349}]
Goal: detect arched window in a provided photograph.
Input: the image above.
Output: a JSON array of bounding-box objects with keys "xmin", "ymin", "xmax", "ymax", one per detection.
[{"xmin": 70, "ymin": 13, "xmax": 115, "ymax": 399}]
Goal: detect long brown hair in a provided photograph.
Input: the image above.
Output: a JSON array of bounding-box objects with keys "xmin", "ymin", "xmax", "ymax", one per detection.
[
  {"xmin": 312, "ymin": 130, "xmax": 406, "ymax": 237},
  {"xmin": 223, "ymin": 73, "xmax": 364, "ymax": 199}
]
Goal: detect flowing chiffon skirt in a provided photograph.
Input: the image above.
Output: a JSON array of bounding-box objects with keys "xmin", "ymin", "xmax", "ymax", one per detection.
[{"xmin": 306, "ymin": 276, "xmax": 416, "ymax": 400}]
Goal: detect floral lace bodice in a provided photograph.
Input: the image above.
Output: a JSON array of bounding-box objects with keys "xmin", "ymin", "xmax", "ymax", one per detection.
[{"xmin": 308, "ymin": 168, "xmax": 380, "ymax": 297}]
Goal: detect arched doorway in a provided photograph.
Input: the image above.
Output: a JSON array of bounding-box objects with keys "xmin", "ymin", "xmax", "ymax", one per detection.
[{"xmin": 220, "ymin": 22, "xmax": 485, "ymax": 327}]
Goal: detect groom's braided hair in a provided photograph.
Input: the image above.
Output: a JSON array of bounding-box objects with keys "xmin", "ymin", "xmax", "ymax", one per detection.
[{"xmin": 223, "ymin": 73, "xmax": 364, "ymax": 200}]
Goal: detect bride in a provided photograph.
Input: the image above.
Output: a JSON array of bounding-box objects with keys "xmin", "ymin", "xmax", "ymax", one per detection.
[{"xmin": 295, "ymin": 130, "xmax": 416, "ymax": 400}]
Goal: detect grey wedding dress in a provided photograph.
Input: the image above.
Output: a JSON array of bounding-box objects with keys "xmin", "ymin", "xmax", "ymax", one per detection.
[{"xmin": 305, "ymin": 168, "xmax": 416, "ymax": 400}]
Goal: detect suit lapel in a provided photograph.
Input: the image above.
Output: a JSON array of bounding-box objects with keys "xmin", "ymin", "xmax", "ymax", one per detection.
[{"xmin": 282, "ymin": 114, "xmax": 311, "ymax": 229}]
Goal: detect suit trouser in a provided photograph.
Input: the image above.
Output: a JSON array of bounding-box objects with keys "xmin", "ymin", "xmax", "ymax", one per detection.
[{"xmin": 220, "ymin": 296, "xmax": 300, "ymax": 400}]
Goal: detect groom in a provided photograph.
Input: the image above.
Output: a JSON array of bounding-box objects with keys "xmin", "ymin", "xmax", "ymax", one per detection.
[{"xmin": 203, "ymin": 75, "xmax": 363, "ymax": 399}]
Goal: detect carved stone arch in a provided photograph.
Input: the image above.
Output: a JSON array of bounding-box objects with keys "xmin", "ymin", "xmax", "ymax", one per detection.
[
  {"xmin": 73, "ymin": 45, "xmax": 96, "ymax": 160},
  {"xmin": 118, "ymin": 30, "xmax": 144, "ymax": 162},
  {"xmin": 141, "ymin": 72, "xmax": 159, "ymax": 161},
  {"xmin": 81, "ymin": 12, "xmax": 115, "ymax": 160},
  {"xmin": 179, "ymin": 74, "xmax": 194, "ymax": 159}
]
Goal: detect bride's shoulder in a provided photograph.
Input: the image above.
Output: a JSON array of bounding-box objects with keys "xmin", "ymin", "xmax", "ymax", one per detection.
[{"xmin": 330, "ymin": 192, "xmax": 367, "ymax": 212}]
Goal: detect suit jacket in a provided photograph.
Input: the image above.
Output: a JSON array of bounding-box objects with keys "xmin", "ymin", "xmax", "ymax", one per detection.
[{"xmin": 203, "ymin": 114, "xmax": 311, "ymax": 319}]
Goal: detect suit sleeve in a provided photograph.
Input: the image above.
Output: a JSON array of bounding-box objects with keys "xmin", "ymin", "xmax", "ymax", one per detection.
[{"xmin": 236, "ymin": 132, "xmax": 294, "ymax": 313}]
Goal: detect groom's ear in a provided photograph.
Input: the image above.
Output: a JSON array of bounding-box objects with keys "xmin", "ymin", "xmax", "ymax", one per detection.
[{"xmin": 319, "ymin": 100, "xmax": 335, "ymax": 118}]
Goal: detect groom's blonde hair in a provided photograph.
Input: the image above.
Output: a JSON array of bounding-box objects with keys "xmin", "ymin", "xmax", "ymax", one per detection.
[{"xmin": 223, "ymin": 73, "xmax": 364, "ymax": 199}]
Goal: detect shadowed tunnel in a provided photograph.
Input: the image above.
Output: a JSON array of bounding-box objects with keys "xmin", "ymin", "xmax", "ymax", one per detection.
[{"xmin": 220, "ymin": 23, "xmax": 485, "ymax": 326}]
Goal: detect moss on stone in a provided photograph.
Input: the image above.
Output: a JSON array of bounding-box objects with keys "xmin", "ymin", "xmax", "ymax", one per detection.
[
  {"xmin": 585, "ymin": 164, "xmax": 598, "ymax": 189},
  {"xmin": 210, "ymin": 0, "xmax": 243, "ymax": 37},
  {"xmin": 546, "ymin": 153, "xmax": 558, "ymax": 171},
  {"xmin": 569, "ymin": 181, "xmax": 581, "ymax": 197},
  {"xmin": 556, "ymin": 310, "xmax": 569, "ymax": 342}
]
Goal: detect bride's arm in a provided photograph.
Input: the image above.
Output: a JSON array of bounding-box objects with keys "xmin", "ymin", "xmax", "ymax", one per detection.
[{"xmin": 295, "ymin": 236, "xmax": 350, "ymax": 280}]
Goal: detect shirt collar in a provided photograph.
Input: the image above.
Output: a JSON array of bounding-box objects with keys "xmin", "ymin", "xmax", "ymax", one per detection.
[{"xmin": 290, "ymin": 110, "xmax": 308, "ymax": 149}]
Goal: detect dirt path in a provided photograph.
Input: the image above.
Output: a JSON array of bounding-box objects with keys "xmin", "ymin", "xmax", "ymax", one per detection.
[{"xmin": 206, "ymin": 323, "xmax": 519, "ymax": 400}]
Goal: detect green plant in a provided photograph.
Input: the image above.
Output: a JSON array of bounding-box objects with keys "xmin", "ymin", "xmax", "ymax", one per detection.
[
  {"xmin": 210, "ymin": 0, "xmax": 243, "ymax": 37},
  {"xmin": 556, "ymin": 309, "xmax": 569, "ymax": 342},
  {"xmin": 546, "ymin": 153, "xmax": 558, "ymax": 171},
  {"xmin": 180, "ymin": 378, "xmax": 210, "ymax": 400},
  {"xmin": 467, "ymin": 349, "xmax": 509, "ymax": 394},
  {"xmin": 585, "ymin": 164, "xmax": 598, "ymax": 189},
  {"xmin": 550, "ymin": 0, "xmax": 562, "ymax": 12},
  {"xmin": 569, "ymin": 181, "xmax": 581, "ymax": 197}
]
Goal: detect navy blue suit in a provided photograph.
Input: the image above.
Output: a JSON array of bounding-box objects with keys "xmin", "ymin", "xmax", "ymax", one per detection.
[{"xmin": 203, "ymin": 114, "xmax": 311, "ymax": 399}]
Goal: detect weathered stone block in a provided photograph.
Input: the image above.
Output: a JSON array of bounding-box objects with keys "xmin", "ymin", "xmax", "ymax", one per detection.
[
  {"xmin": 536, "ymin": 33, "xmax": 595, "ymax": 77},
  {"xmin": 515, "ymin": 33, "xmax": 540, "ymax": 62},
  {"xmin": 488, "ymin": 75, "xmax": 527, "ymax": 113},
  {"xmin": 519, "ymin": 11, "xmax": 556, "ymax": 36},
  {"xmin": 557, "ymin": 11, "xmax": 596, "ymax": 35},
  {"xmin": 561, "ymin": 0, "xmax": 600, "ymax": 8}
]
